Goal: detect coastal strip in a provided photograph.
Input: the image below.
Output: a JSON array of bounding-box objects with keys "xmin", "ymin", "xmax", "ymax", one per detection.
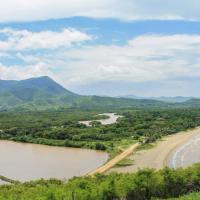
[
  {"xmin": 109, "ymin": 127, "xmax": 200, "ymax": 173},
  {"xmin": 164, "ymin": 127, "xmax": 200, "ymax": 168},
  {"xmin": 166, "ymin": 130, "xmax": 200, "ymax": 168}
]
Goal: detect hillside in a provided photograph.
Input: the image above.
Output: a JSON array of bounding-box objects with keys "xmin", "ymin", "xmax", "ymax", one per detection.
[
  {"xmin": 119, "ymin": 95, "xmax": 192, "ymax": 103},
  {"xmin": 72, "ymin": 95, "xmax": 168, "ymax": 109},
  {"xmin": 0, "ymin": 76, "xmax": 169, "ymax": 110},
  {"xmin": 178, "ymin": 98, "xmax": 200, "ymax": 107},
  {"xmin": 0, "ymin": 76, "xmax": 79, "ymax": 110},
  {"xmin": 1, "ymin": 76, "xmax": 199, "ymax": 111}
]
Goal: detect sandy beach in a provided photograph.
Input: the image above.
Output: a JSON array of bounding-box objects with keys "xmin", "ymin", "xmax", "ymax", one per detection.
[{"xmin": 109, "ymin": 127, "xmax": 200, "ymax": 173}]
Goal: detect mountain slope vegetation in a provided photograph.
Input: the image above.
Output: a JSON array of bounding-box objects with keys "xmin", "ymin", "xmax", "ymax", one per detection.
[
  {"xmin": 0, "ymin": 76, "xmax": 200, "ymax": 111},
  {"xmin": 0, "ymin": 76, "xmax": 168, "ymax": 110},
  {"xmin": 0, "ymin": 76, "xmax": 79, "ymax": 110}
]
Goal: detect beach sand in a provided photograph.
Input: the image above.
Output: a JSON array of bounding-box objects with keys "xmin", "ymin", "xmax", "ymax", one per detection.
[{"xmin": 109, "ymin": 127, "xmax": 200, "ymax": 173}]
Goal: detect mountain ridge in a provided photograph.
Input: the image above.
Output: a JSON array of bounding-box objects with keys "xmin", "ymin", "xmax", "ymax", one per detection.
[
  {"xmin": 0, "ymin": 76, "xmax": 75, "ymax": 95},
  {"xmin": 118, "ymin": 95, "xmax": 194, "ymax": 103},
  {"xmin": 0, "ymin": 76, "xmax": 199, "ymax": 110},
  {"xmin": 0, "ymin": 76, "xmax": 79, "ymax": 110}
]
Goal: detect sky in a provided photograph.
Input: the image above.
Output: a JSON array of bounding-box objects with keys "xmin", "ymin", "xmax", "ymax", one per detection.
[{"xmin": 0, "ymin": 0, "xmax": 200, "ymax": 97}]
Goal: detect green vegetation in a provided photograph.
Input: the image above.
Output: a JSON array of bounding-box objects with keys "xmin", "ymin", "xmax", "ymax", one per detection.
[
  {"xmin": 2, "ymin": 76, "xmax": 200, "ymax": 112},
  {"xmin": 169, "ymin": 192, "xmax": 200, "ymax": 200},
  {"xmin": 0, "ymin": 76, "xmax": 79, "ymax": 111},
  {"xmin": 0, "ymin": 76, "xmax": 170, "ymax": 111},
  {"xmin": 114, "ymin": 158, "xmax": 133, "ymax": 167},
  {"xmin": 1, "ymin": 164, "xmax": 200, "ymax": 200},
  {"xmin": 2, "ymin": 76, "xmax": 200, "ymax": 200},
  {"xmin": 136, "ymin": 143, "xmax": 156, "ymax": 151},
  {"xmin": 1, "ymin": 108, "xmax": 200, "ymax": 154}
]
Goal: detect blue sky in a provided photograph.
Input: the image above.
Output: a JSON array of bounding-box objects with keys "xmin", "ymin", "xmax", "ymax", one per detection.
[{"xmin": 1, "ymin": 0, "xmax": 200, "ymax": 97}]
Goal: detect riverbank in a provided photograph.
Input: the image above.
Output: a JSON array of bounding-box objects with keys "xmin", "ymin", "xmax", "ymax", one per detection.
[{"xmin": 109, "ymin": 127, "xmax": 200, "ymax": 173}]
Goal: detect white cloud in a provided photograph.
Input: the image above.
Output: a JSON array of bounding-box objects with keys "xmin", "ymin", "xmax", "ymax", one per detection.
[
  {"xmin": 0, "ymin": 28, "xmax": 92, "ymax": 51},
  {"xmin": 0, "ymin": 62, "xmax": 54, "ymax": 80},
  {"xmin": 51, "ymin": 34, "xmax": 200, "ymax": 86},
  {"xmin": 2, "ymin": 34, "xmax": 200, "ymax": 93},
  {"xmin": 0, "ymin": 0, "xmax": 199, "ymax": 22}
]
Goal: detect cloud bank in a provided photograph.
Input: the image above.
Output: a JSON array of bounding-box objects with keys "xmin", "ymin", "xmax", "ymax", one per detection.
[
  {"xmin": 0, "ymin": 0, "xmax": 199, "ymax": 22},
  {"xmin": 55, "ymin": 34, "xmax": 200, "ymax": 86},
  {"xmin": 1, "ymin": 31, "xmax": 200, "ymax": 91}
]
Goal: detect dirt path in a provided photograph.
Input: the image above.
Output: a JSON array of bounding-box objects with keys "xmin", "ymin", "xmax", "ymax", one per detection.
[
  {"xmin": 109, "ymin": 127, "xmax": 200, "ymax": 173},
  {"xmin": 88, "ymin": 143, "xmax": 139, "ymax": 175}
]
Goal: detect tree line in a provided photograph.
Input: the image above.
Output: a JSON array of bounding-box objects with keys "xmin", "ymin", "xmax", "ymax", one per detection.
[{"xmin": 0, "ymin": 108, "xmax": 200, "ymax": 152}]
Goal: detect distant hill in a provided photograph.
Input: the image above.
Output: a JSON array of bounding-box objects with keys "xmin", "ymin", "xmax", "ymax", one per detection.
[
  {"xmin": 176, "ymin": 98, "xmax": 200, "ymax": 107},
  {"xmin": 0, "ymin": 76, "xmax": 198, "ymax": 111},
  {"xmin": 72, "ymin": 95, "xmax": 167, "ymax": 109},
  {"xmin": 0, "ymin": 76, "xmax": 168, "ymax": 111},
  {"xmin": 151, "ymin": 96, "xmax": 192, "ymax": 103},
  {"xmin": 119, "ymin": 95, "xmax": 192, "ymax": 103}
]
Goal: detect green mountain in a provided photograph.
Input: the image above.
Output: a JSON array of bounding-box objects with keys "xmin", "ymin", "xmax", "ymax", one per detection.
[
  {"xmin": 0, "ymin": 76, "xmax": 79, "ymax": 110},
  {"xmin": 0, "ymin": 76, "xmax": 174, "ymax": 110}
]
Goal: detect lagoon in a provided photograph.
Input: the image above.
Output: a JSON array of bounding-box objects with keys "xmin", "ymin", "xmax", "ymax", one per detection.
[{"xmin": 0, "ymin": 140, "xmax": 108, "ymax": 182}]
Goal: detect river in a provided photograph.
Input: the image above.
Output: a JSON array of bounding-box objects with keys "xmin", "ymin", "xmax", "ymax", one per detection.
[
  {"xmin": 79, "ymin": 113, "xmax": 122, "ymax": 126},
  {"xmin": 0, "ymin": 180, "xmax": 7, "ymax": 185},
  {"xmin": 0, "ymin": 140, "xmax": 108, "ymax": 182}
]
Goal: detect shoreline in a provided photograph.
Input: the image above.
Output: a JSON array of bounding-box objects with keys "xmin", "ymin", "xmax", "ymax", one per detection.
[
  {"xmin": 164, "ymin": 127, "xmax": 200, "ymax": 168},
  {"xmin": 1, "ymin": 127, "xmax": 200, "ymax": 182},
  {"xmin": 163, "ymin": 132, "xmax": 196, "ymax": 168},
  {"xmin": 109, "ymin": 127, "xmax": 200, "ymax": 173}
]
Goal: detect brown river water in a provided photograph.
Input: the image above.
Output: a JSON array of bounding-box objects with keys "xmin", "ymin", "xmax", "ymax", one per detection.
[{"xmin": 0, "ymin": 140, "xmax": 108, "ymax": 182}]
